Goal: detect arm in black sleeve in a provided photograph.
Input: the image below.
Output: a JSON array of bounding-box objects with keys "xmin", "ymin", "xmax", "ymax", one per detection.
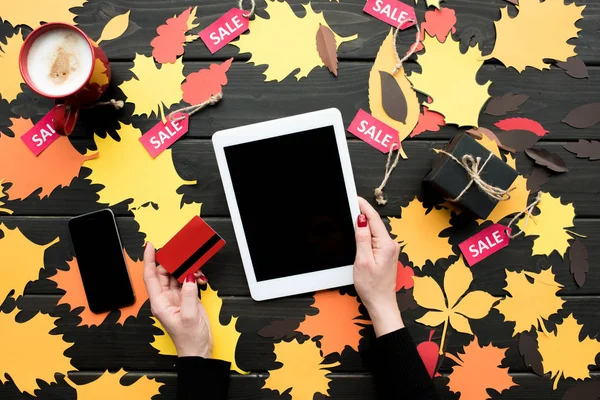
[
  {"xmin": 177, "ymin": 357, "xmax": 231, "ymax": 400},
  {"xmin": 363, "ymin": 328, "xmax": 440, "ymax": 400}
]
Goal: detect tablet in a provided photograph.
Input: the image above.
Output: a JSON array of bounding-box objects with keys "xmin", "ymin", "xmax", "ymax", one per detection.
[{"xmin": 213, "ymin": 108, "xmax": 360, "ymax": 301}]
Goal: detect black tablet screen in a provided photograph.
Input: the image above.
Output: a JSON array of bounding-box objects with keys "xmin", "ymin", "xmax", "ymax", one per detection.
[{"xmin": 224, "ymin": 126, "xmax": 356, "ymax": 282}]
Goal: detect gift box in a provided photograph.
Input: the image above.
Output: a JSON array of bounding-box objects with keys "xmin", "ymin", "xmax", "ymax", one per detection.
[{"xmin": 423, "ymin": 133, "xmax": 518, "ymax": 219}]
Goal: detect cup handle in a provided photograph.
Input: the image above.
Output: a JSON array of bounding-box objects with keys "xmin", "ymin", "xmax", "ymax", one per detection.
[{"xmin": 53, "ymin": 102, "xmax": 79, "ymax": 136}]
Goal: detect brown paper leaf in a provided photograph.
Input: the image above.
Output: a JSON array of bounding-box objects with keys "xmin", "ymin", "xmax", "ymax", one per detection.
[
  {"xmin": 495, "ymin": 130, "xmax": 541, "ymax": 152},
  {"xmin": 562, "ymin": 380, "xmax": 600, "ymax": 400},
  {"xmin": 466, "ymin": 127, "xmax": 516, "ymax": 153},
  {"xmin": 380, "ymin": 71, "xmax": 408, "ymax": 123},
  {"xmin": 518, "ymin": 332, "xmax": 544, "ymax": 376},
  {"xmin": 562, "ymin": 103, "xmax": 600, "ymax": 129},
  {"xmin": 556, "ymin": 57, "xmax": 589, "ymax": 79},
  {"xmin": 568, "ymin": 239, "xmax": 589, "ymax": 288},
  {"xmin": 397, "ymin": 289, "xmax": 418, "ymax": 312},
  {"xmin": 525, "ymin": 148, "xmax": 569, "ymax": 173},
  {"xmin": 258, "ymin": 319, "xmax": 300, "ymax": 341},
  {"xmin": 564, "ymin": 139, "xmax": 600, "ymax": 161},
  {"xmin": 526, "ymin": 167, "xmax": 551, "ymax": 192},
  {"xmin": 316, "ymin": 24, "xmax": 338, "ymax": 77},
  {"xmin": 484, "ymin": 93, "xmax": 529, "ymax": 116}
]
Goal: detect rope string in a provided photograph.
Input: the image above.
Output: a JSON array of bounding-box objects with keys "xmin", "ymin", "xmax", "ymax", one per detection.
[
  {"xmin": 167, "ymin": 92, "xmax": 223, "ymax": 122},
  {"xmin": 374, "ymin": 143, "xmax": 402, "ymax": 205},
  {"xmin": 392, "ymin": 19, "xmax": 422, "ymax": 75},
  {"xmin": 506, "ymin": 192, "xmax": 542, "ymax": 239},
  {"xmin": 83, "ymin": 99, "xmax": 124, "ymax": 110},
  {"xmin": 238, "ymin": 0, "xmax": 256, "ymax": 18}
]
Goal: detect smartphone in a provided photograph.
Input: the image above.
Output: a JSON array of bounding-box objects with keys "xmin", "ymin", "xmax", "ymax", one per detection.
[{"xmin": 68, "ymin": 209, "xmax": 135, "ymax": 314}]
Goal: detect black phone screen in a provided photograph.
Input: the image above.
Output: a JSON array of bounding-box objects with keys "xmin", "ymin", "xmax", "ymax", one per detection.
[{"xmin": 68, "ymin": 209, "xmax": 135, "ymax": 313}]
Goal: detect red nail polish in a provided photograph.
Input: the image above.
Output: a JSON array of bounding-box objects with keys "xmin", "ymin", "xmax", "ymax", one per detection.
[
  {"xmin": 185, "ymin": 273, "xmax": 195, "ymax": 283},
  {"xmin": 358, "ymin": 214, "xmax": 367, "ymax": 228}
]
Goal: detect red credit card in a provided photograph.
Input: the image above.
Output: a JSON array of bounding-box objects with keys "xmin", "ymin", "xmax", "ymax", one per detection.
[{"xmin": 156, "ymin": 216, "xmax": 226, "ymax": 283}]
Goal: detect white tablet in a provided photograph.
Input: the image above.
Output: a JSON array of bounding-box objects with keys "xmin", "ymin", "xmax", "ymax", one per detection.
[{"xmin": 213, "ymin": 108, "xmax": 360, "ymax": 301}]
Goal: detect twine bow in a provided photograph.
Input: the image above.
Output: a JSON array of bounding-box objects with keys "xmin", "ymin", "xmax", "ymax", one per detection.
[{"xmin": 167, "ymin": 92, "xmax": 223, "ymax": 122}]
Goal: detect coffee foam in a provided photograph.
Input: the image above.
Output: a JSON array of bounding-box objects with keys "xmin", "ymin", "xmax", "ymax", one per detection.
[{"xmin": 27, "ymin": 28, "xmax": 93, "ymax": 97}]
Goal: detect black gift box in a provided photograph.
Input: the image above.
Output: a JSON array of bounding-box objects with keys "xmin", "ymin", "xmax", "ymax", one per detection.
[{"xmin": 423, "ymin": 133, "xmax": 518, "ymax": 219}]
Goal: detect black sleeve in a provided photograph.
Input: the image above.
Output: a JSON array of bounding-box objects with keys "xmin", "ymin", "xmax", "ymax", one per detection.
[
  {"xmin": 177, "ymin": 357, "xmax": 231, "ymax": 400},
  {"xmin": 362, "ymin": 328, "xmax": 440, "ymax": 400}
]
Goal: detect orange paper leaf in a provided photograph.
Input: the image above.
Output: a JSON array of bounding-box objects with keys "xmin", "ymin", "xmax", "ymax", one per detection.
[
  {"xmin": 447, "ymin": 337, "xmax": 517, "ymax": 400},
  {"xmin": 414, "ymin": 7, "xmax": 457, "ymax": 53},
  {"xmin": 66, "ymin": 369, "xmax": 163, "ymax": 398},
  {"xmin": 0, "ymin": 117, "xmax": 97, "ymax": 200},
  {"xmin": 410, "ymin": 105, "xmax": 445, "ymax": 137},
  {"xmin": 297, "ymin": 290, "xmax": 370, "ymax": 356},
  {"xmin": 181, "ymin": 58, "xmax": 233, "ymax": 105},
  {"xmin": 151, "ymin": 7, "xmax": 200, "ymax": 64},
  {"xmin": 49, "ymin": 250, "xmax": 147, "ymax": 327}
]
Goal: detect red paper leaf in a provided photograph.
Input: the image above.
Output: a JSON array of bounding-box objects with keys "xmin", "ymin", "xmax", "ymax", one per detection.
[
  {"xmin": 411, "ymin": 106, "xmax": 445, "ymax": 137},
  {"xmin": 416, "ymin": 330, "xmax": 440, "ymax": 378},
  {"xmin": 484, "ymin": 93, "xmax": 529, "ymax": 116},
  {"xmin": 525, "ymin": 148, "xmax": 569, "ymax": 173},
  {"xmin": 316, "ymin": 24, "xmax": 338, "ymax": 77},
  {"xmin": 568, "ymin": 239, "xmax": 589, "ymax": 287},
  {"xmin": 564, "ymin": 139, "xmax": 600, "ymax": 161},
  {"xmin": 562, "ymin": 103, "xmax": 600, "ymax": 129},
  {"xmin": 414, "ymin": 8, "xmax": 457, "ymax": 53},
  {"xmin": 151, "ymin": 7, "xmax": 198, "ymax": 64},
  {"xmin": 181, "ymin": 58, "xmax": 233, "ymax": 105},
  {"xmin": 556, "ymin": 57, "xmax": 589, "ymax": 79},
  {"xmin": 395, "ymin": 261, "xmax": 415, "ymax": 291},
  {"xmin": 380, "ymin": 71, "xmax": 408, "ymax": 123},
  {"xmin": 494, "ymin": 117, "xmax": 549, "ymax": 137}
]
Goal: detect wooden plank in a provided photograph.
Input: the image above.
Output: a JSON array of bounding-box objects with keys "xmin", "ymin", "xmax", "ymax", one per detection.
[{"xmin": 6, "ymin": 62, "xmax": 600, "ymax": 141}]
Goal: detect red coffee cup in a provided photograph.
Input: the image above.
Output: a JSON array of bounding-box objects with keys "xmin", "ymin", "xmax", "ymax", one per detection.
[{"xmin": 19, "ymin": 22, "xmax": 111, "ymax": 136}]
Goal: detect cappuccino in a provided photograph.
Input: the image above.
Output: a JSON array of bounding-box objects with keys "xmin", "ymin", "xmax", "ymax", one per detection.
[{"xmin": 26, "ymin": 28, "xmax": 93, "ymax": 97}]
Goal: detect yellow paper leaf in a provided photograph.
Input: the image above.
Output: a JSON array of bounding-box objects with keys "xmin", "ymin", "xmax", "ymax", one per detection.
[
  {"xmin": 537, "ymin": 314, "xmax": 600, "ymax": 389},
  {"xmin": 415, "ymin": 0, "xmax": 443, "ymax": 9},
  {"xmin": 485, "ymin": 0, "xmax": 585, "ymax": 72},
  {"xmin": 409, "ymin": 33, "xmax": 491, "ymax": 127},
  {"xmin": 495, "ymin": 266, "xmax": 564, "ymax": 336},
  {"xmin": 66, "ymin": 369, "xmax": 162, "ymax": 399},
  {"xmin": 475, "ymin": 134, "xmax": 502, "ymax": 158},
  {"xmin": 0, "ymin": 223, "xmax": 59, "ymax": 304},
  {"xmin": 150, "ymin": 284, "xmax": 246, "ymax": 374},
  {"xmin": 484, "ymin": 175, "xmax": 530, "ymax": 224},
  {"xmin": 0, "ymin": 183, "xmax": 12, "ymax": 215},
  {"xmin": 0, "ymin": 0, "xmax": 86, "ymax": 28},
  {"xmin": 263, "ymin": 338, "xmax": 340, "ymax": 399},
  {"xmin": 505, "ymin": 153, "xmax": 517, "ymax": 169},
  {"xmin": 369, "ymin": 29, "xmax": 420, "ymax": 147},
  {"xmin": 517, "ymin": 192, "xmax": 576, "ymax": 257},
  {"xmin": 232, "ymin": 0, "xmax": 357, "ymax": 82},
  {"xmin": 0, "ymin": 29, "xmax": 25, "ymax": 102},
  {"xmin": 97, "ymin": 10, "xmax": 131, "ymax": 44},
  {"xmin": 0, "ymin": 310, "xmax": 73, "ymax": 395},
  {"xmin": 388, "ymin": 197, "xmax": 453, "ymax": 269},
  {"xmin": 119, "ymin": 54, "xmax": 184, "ymax": 120},
  {"xmin": 413, "ymin": 257, "xmax": 499, "ymax": 351},
  {"xmin": 83, "ymin": 123, "xmax": 196, "ymax": 211}
]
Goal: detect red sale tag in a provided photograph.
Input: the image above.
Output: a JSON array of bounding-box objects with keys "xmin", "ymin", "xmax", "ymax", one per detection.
[
  {"xmin": 139, "ymin": 116, "xmax": 189, "ymax": 158},
  {"xmin": 199, "ymin": 8, "xmax": 250, "ymax": 54},
  {"xmin": 20, "ymin": 111, "xmax": 59, "ymax": 156},
  {"xmin": 348, "ymin": 109, "xmax": 400, "ymax": 153},
  {"xmin": 459, "ymin": 224, "xmax": 512, "ymax": 267},
  {"xmin": 363, "ymin": 0, "xmax": 417, "ymax": 29}
]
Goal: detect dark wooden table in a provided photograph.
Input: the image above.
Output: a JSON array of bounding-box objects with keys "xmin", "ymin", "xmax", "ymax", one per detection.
[{"xmin": 1, "ymin": 0, "xmax": 599, "ymax": 399}]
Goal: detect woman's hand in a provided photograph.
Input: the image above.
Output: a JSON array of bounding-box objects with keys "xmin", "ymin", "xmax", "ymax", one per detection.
[
  {"xmin": 354, "ymin": 197, "xmax": 405, "ymax": 337},
  {"xmin": 143, "ymin": 243, "xmax": 213, "ymax": 358}
]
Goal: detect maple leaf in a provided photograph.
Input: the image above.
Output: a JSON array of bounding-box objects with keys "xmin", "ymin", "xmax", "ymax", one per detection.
[
  {"xmin": 49, "ymin": 250, "xmax": 147, "ymax": 327},
  {"xmin": 151, "ymin": 7, "xmax": 200, "ymax": 64},
  {"xmin": 484, "ymin": 175, "xmax": 530, "ymax": 224},
  {"xmin": 65, "ymin": 369, "xmax": 162, "ymax": 399},
  {"xmin": 297, "ymin": 290, "xmax": 371, "ymax": 356},
  {"xmin": 413, "ymin": 257, "xmax": 499, "ymax": 352},
  {"xmin": 0, "ymin": 223, "xmax": 59, "ymax": 304},
  {"xmin": 232, "ymin": 0, "xmax": 357, "ymax": 82},
  {"xmin": 495, "ymin": 266, "xmax": 564, "ymax": 336},
  {"xmin": 396, "ymin": 261, "xmax": 415, "ymax": 291},
  {"xmin": 409, "ymin": 33, "xmax": 491, "ymax": 127},
  {"xmin": 517, "ymin": 192, "xmax": 576, "ymax": 257},
  {"xmin": 369, "ymin": 29, "xmax": 420, "ymax": 149},
  {"xmin": 485, "ymin": 0, "xmax": 585, "ymax": 72},
  {"xmin": 181, "ymin": 58, "xmax": 233, "ymax": 105},
  {"xmin": 150, "ymin": 284, "xmax": 246, "ymax": 374},
  {"xmin": 263, "ymin": 338, "xmax": 340, "ymax": 399},
  {"xmin": 0, "ymin": 29, "xmax": 25, "ymax": 102},
  {"xmin": 0, "ymin": 182, "xmax": 12, "ymax": 215},
  {"xmin": 388, "ymin": 197, "xmax": 453, "ymax": 269},
  {"xmin": 416, "ymin": 0, "xmax": 444, "ymax": 9},
  {"xmin": 0, "ymin": 310, "xmax": 73, "ymax": 395},
  {"xmin": 119, "ymin": 54, "xmax": 184, "ymax": 120},
  {"xmin": 414, "ymin": 7, "xmax": 457, "ymax": 53},
  {"xmin": 0, "ymin": 117, "xmax": 97, "ymax": 200},
  {"xmin": 537, "ymin": 314, "xmax": 600, "ymax": 389},
  {"xmin": 83, "ymin": 122, "xmax": 197, "ymax": 211},
  {"xmin": 446, "ymin": 337, "xmax": 517, "ymax": 400},
  {"xmin": 410, "ymin": 105, "xmax": 445, "ymax": 137},
  {"xmin": 0, "ymin": 0, "xmax": 86, "ymax": 29}
]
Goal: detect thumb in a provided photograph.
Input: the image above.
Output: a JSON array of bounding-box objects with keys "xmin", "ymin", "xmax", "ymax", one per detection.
[
  {"xmin": 355, "ymin": 214, "xmax": 374, "ymax": 265},
  {"xmin": 180, "ymin": 273, "xmax": 199, "ymax": 323}
]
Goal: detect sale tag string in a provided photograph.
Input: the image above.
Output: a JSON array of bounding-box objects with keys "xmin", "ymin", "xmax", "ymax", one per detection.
[
  {"xmin": 167, "ymin": 92, "xmax": 223, "ymax": 122},
  {"xmin": 392, "ymin": 19, "xmax": 421, "ymax": 75},
  {"xmin": 83, "ymin": 99, "xmax": 125, "ymax": 110},
  {"xmin": 374, "ymin": 143, "xmax": 402, "ymax": 205},
  {"xmin": 506, "ymin": 192, "xmax": 542, "ymax": 239},
  {"xmin": 238, "ymin": 0, "xmax": 256, "ymax": 18}
]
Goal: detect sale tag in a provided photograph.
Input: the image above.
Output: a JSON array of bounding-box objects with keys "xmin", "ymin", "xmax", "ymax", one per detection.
[
  {"xmin": 348, "ymin": 109, "xmax": 400, "ymax": 153},
  {"xmin": 139, "ymin": 116, "xmax": 189, "ymax": 158},
  {"xmin": 20, "ymin": 111, "xmax": 59, "ymax": 156},
  {"xmin": 459, "ymin": 224, "xmax": 512, "ymax": 267},
  {"xmin": 363, "ymin": 0, "xmax": 417, "ymax": 30},
  {"xmin": 199, "ymin": 8, "xmax": 250, "ymax": 54}
]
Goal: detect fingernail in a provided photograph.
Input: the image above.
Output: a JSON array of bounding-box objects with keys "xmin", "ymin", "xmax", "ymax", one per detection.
[
  {"xmin": 358, "ymin": 214, "xmax": 367, "ymax": 228},
  {"xmin": 185, "ymin": 273, "xmax": 195, "ymax": 283}
]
